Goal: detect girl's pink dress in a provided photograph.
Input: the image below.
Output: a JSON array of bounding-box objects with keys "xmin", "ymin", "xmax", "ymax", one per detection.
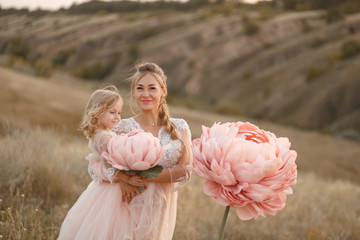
[{"xmin": 57, "ymin": 118, "xmax": 191, "ymax": 240}]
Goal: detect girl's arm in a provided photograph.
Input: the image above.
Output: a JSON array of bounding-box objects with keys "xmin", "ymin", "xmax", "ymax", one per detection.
[{"xmin": 114, "ymin": 171, "xmax": 144, "ymax": 186}]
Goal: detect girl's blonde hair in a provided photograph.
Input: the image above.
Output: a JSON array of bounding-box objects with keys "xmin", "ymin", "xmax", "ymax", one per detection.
[
  {"xmin": 129, "ymin": 63, "xmax": 188, "ymax": 164},
  {"xmin": 80, "ymin": 86, "xmax": 122, "ymax": 139}
]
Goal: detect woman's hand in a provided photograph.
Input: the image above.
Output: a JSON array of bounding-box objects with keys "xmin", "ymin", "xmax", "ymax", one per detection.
[{"xmin": 119, "ymin": 181, "xmax": 141, "ymax": 203}]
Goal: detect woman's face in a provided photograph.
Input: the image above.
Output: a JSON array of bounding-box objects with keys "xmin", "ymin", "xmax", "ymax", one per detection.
[{"xmin": 134, "ymin": 73, "xmax": 164, "ymax": 112}]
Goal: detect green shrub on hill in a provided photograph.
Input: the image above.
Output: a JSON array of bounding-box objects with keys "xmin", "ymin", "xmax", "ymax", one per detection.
[
  {"xmin": 207, "ymin": 4, "xmax": 234, "ymax": 17},
  {"xmin": 242, "ymin": 70, "xmax": 254, "ymax": 80},
  {"xmin": 96, "ymin": 10, "xmax": 108, "ymax": 17},
  {"xmin": 325, "ymin": 7, "xmax": 345, "ymax": 23},
  {"xmin": 328, "ymin": 51, "xmax": 342, "ymax": 66},
  {"xmin": 73, "ymin": 56, "xmax": 119, "ymax": 80},
  {"xmin": 301, "ymin": 21, "xmax": 312, "ymax": 33},
  {"xmin": 139, "ymin": 27, "xmax": 159, "ymax": 40},
  {"xmin": 127, "ymin": 44, "xmax": 139, "ymax": 66},
  {"xmin": 9, "ymin": 36, "xmax": 31, "ymax": 60},
  {"xmin": 6, "ymin": 55, "xmax": 27, "ymax": 68},
  {"xmin": 310, "ymin": 37, "xmax": 327, "ymax": 49},
  {"xmin": 263, "ymin": 87, "xmax": 271, "ymax": 99},
  {"xmin": 34, "ymin": 59, "xmax": 53, "ymax": 77},
  {"xmin": 6, "ymin": 55, "xmax": 34, "ymax": 75},
  {"xmin": 258, "ymin": 5, "xmax": 275, "ymax": 20},
  {"xmin": 52, "ymin": 48, "xmax": 75, "ymax": 66},
  {"xmin": 340, "ymin": 39, "xmax": 360, "ymax": 59},
  {"xmin": 242, "ymin": 16, "xmax": 260, "ymax": 36},
  {"xmin": 306, "ymin": 65, "xmax": 326, "ymax": 83},
  {"xmin": 187, "ymin": 60, "xmax": 195, "ymax": 69}
]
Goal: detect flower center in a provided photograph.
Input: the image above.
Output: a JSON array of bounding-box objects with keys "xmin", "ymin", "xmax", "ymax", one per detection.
[{"xmin": 239, "ymin": 130, "xmax": 269, "ymax": 143}]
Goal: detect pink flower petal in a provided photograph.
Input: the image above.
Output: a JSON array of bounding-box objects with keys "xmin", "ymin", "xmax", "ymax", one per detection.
[{"xmin": 131, "ymin": 161, "xmax": 151, "ymax": 171}]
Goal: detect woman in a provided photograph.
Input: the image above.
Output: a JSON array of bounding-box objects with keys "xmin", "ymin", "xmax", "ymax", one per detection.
[{"xmin": 89, "ymin": 62, "xmax": 192, "ymax": 239}]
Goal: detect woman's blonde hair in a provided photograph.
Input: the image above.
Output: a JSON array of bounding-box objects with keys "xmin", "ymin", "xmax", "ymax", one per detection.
[
  {"xmin": 80, "ymin": 85, "xmax": 122, "ymax": 139},
  {"xmin": 129, "ymin": 63, "xmax": 188, "ymax": 163}
]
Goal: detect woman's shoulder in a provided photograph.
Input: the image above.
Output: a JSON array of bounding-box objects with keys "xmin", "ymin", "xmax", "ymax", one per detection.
[
  {"xmin": 113, "ymin": 117, "xmax": 136, "ymax": 133},
  {"xmin": 171, "ymin": 118, "xmax": 190, "ymax": 132}
]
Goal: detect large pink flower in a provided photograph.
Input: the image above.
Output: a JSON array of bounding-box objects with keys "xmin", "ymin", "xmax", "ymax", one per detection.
[
  {"xmin": 192, "ymin": 122, "xmax": 297, "ymax": 220},
  {"xmin": 103, "ymin": 130, "xmax": 167, "ymax": 171}
]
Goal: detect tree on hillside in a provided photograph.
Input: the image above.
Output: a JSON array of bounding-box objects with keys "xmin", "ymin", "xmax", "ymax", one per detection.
[
  {"xmin": 282, "ymin": 0, "xmax": 360, "ymax": 13},
  {"xmin": 63, "ymin": 0, "xmax": 213, "ymax": 14}
]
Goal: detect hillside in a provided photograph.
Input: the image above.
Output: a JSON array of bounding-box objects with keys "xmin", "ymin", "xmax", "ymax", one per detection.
[{"xmin": 0, "ymin": 6, "xmax": 360, "ymax": 139}]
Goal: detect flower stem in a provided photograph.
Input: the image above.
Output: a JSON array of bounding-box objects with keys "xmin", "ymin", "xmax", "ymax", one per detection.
[{"xmin": 219, "ymin": 206, "xmax": 230, "ymax": 240}]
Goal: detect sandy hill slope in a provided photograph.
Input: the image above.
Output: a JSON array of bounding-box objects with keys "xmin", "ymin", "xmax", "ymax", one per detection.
[{"xmin": 0, "ymin": 67, "xmax": 93, "ymax": 134}]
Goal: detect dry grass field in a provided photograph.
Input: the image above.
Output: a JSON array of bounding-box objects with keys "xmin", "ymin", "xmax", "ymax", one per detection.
[{"xmin": 1, "ymin": 67, "xmax": 360, "ymax": 239}]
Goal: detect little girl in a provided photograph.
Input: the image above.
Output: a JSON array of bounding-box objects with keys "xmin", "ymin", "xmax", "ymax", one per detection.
[{"xmin": 57, "ymin": 86, "xmax": 144, "ymax": 240}]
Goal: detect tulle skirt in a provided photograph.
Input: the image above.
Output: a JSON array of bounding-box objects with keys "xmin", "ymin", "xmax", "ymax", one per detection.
[{"xmin": 57, "ymin": 181, "xmax": 178, "ymax": 240}]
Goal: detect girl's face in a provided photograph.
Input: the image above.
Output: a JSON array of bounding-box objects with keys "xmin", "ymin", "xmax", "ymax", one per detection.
[
  {"xmin": 99, "ymin": 99, "xmax": 122, "ymax": 131},
  {"xmin": 134, "ymin": 73, "xmax": 164, "ymax": 112}
]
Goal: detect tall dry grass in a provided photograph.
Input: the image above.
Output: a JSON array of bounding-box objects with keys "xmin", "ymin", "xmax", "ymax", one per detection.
[
  {"xmin": 1, "ymin": 123, "xmax": 359, "ymax": 239},
  {"xmin": 0, "ymin": 122, "xmax": 89, "ymax": 239},
  {"xmin": 176, "ymin": 174, "xmax": 360, "ymax": 240}
]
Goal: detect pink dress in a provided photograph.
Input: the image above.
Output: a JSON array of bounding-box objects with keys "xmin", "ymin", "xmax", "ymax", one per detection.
[{"xmin": 57, "ymin": 118, "xmax": 191, "ymax": 240}]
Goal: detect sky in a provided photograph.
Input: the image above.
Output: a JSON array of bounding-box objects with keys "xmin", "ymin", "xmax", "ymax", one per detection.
[
  {"xmin": 0, "ymin": 0, "xmax": 264, "ymax": 11},
  {"xmin": 0, "ymin": 0, "xmax": 96, "ymax": 10}
]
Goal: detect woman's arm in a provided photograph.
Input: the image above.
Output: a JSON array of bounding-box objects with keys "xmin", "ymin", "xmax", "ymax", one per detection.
[
  {"xmin": 145, "ymin": 128, "xmax": 193, "ymax": 183},
  {"xmin": 145, "ymin": 164, "xmax": 192, "ymax": 183}
]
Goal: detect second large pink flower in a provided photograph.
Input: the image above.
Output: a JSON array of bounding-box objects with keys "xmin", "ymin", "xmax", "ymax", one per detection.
[{"xmin": 192, "ymin": 122, "xmax": 297, "ymax": 220}]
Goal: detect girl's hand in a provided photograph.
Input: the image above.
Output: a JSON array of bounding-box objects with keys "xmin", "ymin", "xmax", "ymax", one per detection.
[
  {"xmin": 119, "ymin": 181, "xmax": 141, "ymax": 203},
  {"xmin": 128, "ymin": 175, "xmax": 145, "ymax": 186}
]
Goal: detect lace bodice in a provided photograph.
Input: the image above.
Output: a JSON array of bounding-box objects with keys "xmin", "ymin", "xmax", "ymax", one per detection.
[{"xmin": 113, "ymin": 117, "xmax": 190, "ymax": 169}]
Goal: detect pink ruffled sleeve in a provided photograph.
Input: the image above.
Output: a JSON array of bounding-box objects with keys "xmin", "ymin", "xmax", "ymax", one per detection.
[{"xmin": 87, "ymin": 132, "xmax": 118, "ymax": 183}]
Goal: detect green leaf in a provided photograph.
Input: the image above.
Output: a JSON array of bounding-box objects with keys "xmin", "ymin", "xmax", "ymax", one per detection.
[{"xmin": 126, "ymin": 165, "xmax": 164, "ymax": 178}]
